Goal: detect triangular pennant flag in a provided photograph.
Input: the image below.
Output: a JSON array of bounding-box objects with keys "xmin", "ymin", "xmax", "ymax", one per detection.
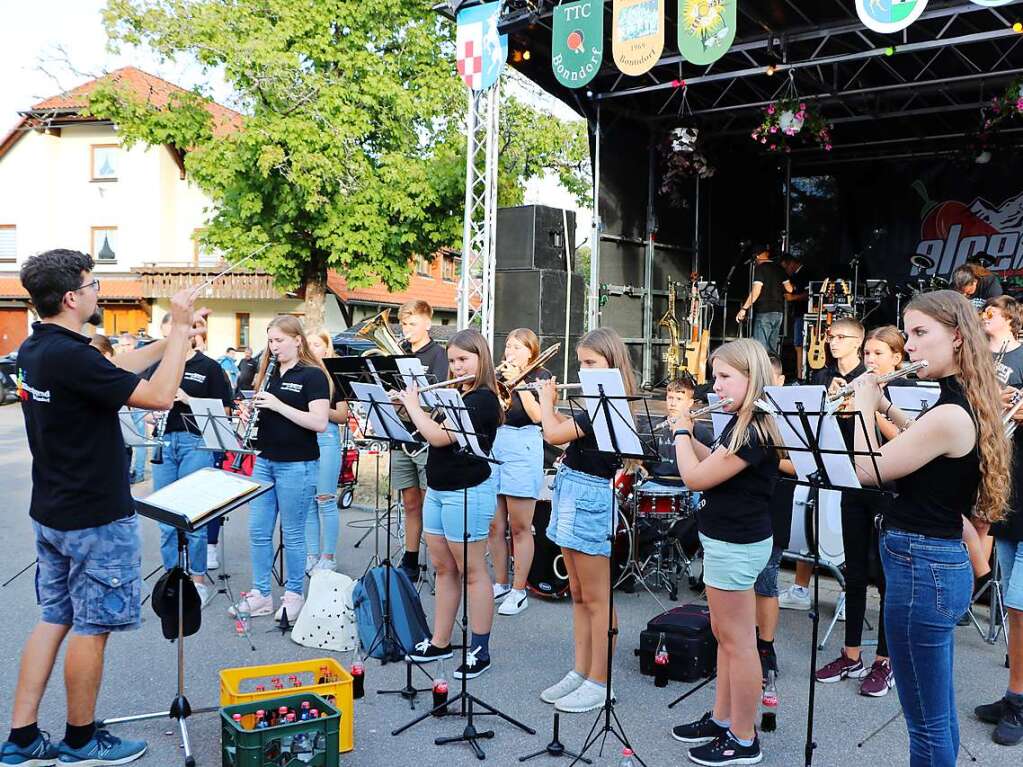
[
  {"xmin": 677, "ymin": 0, "xmax": 737, "ymax": 66},
  {"xmin": 552, "ymin": 0, "xmax": 605, "ymax": 89},
  {"xmin": 612, "ymin": 0, "xmax": 665, "ymax": 77}
]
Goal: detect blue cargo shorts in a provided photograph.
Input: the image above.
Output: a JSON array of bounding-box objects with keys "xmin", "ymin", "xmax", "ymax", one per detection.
[{"xmin": 33, "ymin": 515, "xmax": 142, "ymax": 635}]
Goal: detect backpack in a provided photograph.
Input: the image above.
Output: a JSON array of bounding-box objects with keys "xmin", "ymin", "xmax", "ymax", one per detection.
[
  {"xmin": 351, "ymin": 565, "xmax": 431, "ymax": 662},
  {"xmin": 290, "ymin": 570, "xmax": 359, "ymax": 653}
]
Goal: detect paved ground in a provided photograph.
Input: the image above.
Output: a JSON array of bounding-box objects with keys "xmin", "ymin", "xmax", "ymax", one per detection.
[{"xmin": 0, "ymin": 401, "xmax": 1016, "ymax": 766}]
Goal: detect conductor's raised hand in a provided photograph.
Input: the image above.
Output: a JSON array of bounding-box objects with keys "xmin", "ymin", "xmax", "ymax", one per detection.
[{"xmin": 168, "ymin": 288, "xmax": 210, "ymax": 337}]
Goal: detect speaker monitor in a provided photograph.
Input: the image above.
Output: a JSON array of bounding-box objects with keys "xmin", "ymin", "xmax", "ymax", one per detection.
[
  {"xmin": 494, "ymin": 269, "xmax": 586, "ymax": 337},
  {"xmin": 496, "ymin": 205, "xmax": 577, "ymax": 271}
]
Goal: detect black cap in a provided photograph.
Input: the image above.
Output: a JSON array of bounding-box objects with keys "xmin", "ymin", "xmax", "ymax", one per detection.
[{"xmin": 151, "ymin": 567, "xmax": 202, "ymax": 639}]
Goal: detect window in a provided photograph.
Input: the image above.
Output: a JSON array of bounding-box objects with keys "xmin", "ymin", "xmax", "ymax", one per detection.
[
  {"xmin": 91, "ymin": 227, "xmax": 118, "ymax": 262},
  {"xmin": 236, "ymin": 313, "xmax": 250, "ymax": 349},
  {"xmin": 416, "ymin": 254, "xmax": 433, "ymax": 278},
  {"xmin": 442, "ymin": 255, "xmax": 458, "ymax": 282},
  {"xmin": 0, "ymin": 226, "xmax": 14, "ymax": 262},
  {"xmin": 91, "ymin": 145, "xmax": 119, "ymax": 181}
]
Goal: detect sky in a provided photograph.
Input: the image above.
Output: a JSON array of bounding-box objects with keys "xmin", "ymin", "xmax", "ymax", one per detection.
[{"xmin": 0, "ymin": 1, "xmax": 590, "ymax": 244}]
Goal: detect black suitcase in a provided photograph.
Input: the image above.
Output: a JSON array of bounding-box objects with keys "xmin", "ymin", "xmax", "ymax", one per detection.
[{"xmin": 635, "ymin": 603, "xmax": 716, "ymax": 682}]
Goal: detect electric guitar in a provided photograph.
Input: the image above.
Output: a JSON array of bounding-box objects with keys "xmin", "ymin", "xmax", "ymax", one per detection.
[{"xmin": 806, "ymin": 278, "xmax": 831, "ymax": 370}]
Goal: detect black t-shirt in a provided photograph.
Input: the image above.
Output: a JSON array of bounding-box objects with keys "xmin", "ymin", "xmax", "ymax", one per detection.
[
  {"xmin": 412, "ymin": 339, "xmax": 449, "ymax": 385},
  {"xmin": 236, "ymin": 357, "xmax": 258, "ymax": 392},
  {"xmin": 18, "ymin": 322, "xmax": 141, "ymax": 530},
  {"xmin": 697, "ymin": 420, "xmax": 779, "ymax": 544},
  {"xmin": 254, "ymin": 363, "xmax": 330, "ymax": 462},
  {"xmin": 753, "ymin": 260, "xmax": 788, "ymax": 313},
  {"xmin": 162, "ymin": 353, "xmax": 234, "ymax": 434},
  {"xmin": 426, "ymin": 388, "xmax": 501, "ymax": 491},
  {"xmin": 976, "ymin": 272, "xmax": 1003, "ymax": 300},
  {"xmin": 563, "ymin": 410, "xmax": 622, "ymax": 480},
  {"xmin": 504, "ymin": 368, "xmax": 550, "ymax": 427},
  {"xmin": 769, "ymin": 474, "xmax": 796, "ymax": 550},
  {"xmin": 789, "ymin": 265, "xmax": 814, "ymax": 295}
]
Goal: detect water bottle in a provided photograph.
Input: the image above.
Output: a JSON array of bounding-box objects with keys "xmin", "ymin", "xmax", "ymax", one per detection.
[
  {"xmin": 234, "ymin": 602, "xmax": 250, "ymax": 635},
  {"xmin": 654, "ymin": 633, "xmax": 670, "ymax": 688},
  {"xmin": 618, "ymin": 747, "xmax": 636, "ymax": 766},
  {"xmin": 761, "ymin": 669, "xmax": 778, "ymax": 733},
  {"xmin": 351, "ymin": 657, "xmax": 365, "ymax": 699},
  {"xmin": 432, "ymin": 659, "xmax": 449, "ymax": 717}
]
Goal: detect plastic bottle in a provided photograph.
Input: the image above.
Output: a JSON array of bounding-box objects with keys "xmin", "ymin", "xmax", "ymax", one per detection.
[
  {"xmin": 351, "ymin": 657, "xmax": 365, "ymax": 700},
  {"xmin": 619, "ymin": 747, "xmax": 636, "ymax": 766},
  {"xmin": 234, "ymin": 602, "xmax": 250, "ymax": 636},
  {"xmin": 432, "ymin": 658, "xmax": 449, "ymax": 717},
  {"xmin": 653, "ymin": 633, "xmax": 670, "ymax": 688},
  {"xmin": 761, "ymin": 669, "xmax": 778, "ymax": 732},
  {"xmin": 231, "ymin": 713, "xmax": 244, "ymax": 730},
  {"xmin": 317, "ymin": 665, "xmax": 329, "ymax": 685}
]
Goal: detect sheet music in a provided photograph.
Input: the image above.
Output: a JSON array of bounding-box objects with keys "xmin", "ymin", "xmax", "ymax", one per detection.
[
  {"xmin": 432, "ymin": 388, "xmax": 490, "ymax": 459},
  {"xmin": 707, "ymin": 394, "xmax": 734, "ymax": 439},
  {"xmin": 349, "ymin": 382, "xmax": 417, "ymax": 443},
  {"xmin": 142, "ymin": 468, "xmax": 260, "ymax": 523},
  {"xmin": 887, "ymin": 384, "xmax": 940, "ymax": 417},
  {"xmin": 579, "ymin": 369, "xmax": 644, "ymax": 457},
  {"xmin": 187, "ymin": 397, "xmax": 241, "ymax": 451},
  {"xmin": 393, "ymin": 357, "xmax": 445, "ymax": 409},
  {"xmin": 763, "ymin": 385, "xmax": 861, "ymax": 490}
]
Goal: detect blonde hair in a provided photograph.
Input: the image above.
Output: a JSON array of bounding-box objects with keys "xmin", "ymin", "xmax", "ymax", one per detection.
[
  {"xmin": 447, "ymin": 328, "xmax": 505, "ymax": 426},
  {"xmin": 708, "ymin": 339, "xmax": 782, "ymax": 455},
  {"xmin": 256, "ymin": 315, "xmax": 333, "ymax": 399},
  {"xmin": 905, "ymin": 290, "xmax": 1010, "ymax": 522},
  {"xmin": 507, "ymin": 328, "xmax": 540, "ymax": 365},
  {"xmin": 398, "ymin": 300, "xmax": 432, "ymax": 321},
  {"xmin": 306, "ymin": 329, "xmax": 336, "ymax": 359},
  {"xmin": 577, "ymin": 328, "xmax": 640, "ymax": 471},
  {"xmin": 864, "ymin": 325, "xmax": 906, "ymax": 365}
]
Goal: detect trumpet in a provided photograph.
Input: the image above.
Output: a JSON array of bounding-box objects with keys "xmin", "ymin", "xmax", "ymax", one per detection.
[
  {"xmin": 825, "ymin": 360, "xmax": 929, "ymax": 414},
  {"xmin": 653, "ymin": 398, "xmax": 734, "ymax": 431}
]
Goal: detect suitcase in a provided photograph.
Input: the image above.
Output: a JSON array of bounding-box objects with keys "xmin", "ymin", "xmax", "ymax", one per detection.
[{"xmin": 635, "ymin": 603, "xmax": 716, "ymax": 682}]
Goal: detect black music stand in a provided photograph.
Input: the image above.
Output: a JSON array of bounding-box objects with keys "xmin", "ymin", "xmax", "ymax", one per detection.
[
  {"xmin": 393, "ymin": 389, "xmax": 534, "ymax": 758},
  {"xmin": 560, "ymin": 371, "xmax": 657, "ymax": 767},
  {"xmin": 101, "ymin": 470, "xmax": 272, "ymax": 767}
]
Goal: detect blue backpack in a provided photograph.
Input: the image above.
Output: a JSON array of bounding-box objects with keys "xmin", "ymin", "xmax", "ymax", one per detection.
[{"xmin": 352, "ymin": 565, "xmax": 431, "ymax": 662}]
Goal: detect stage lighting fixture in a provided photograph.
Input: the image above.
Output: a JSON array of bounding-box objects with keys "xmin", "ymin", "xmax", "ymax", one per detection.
[
  {"xmin": 766, "ymin": 64, "xmax": 777, "ymax": 76},
  {"xmin": 1014, "ymin": 22, "xmax": 1023, "ymax": 33}
]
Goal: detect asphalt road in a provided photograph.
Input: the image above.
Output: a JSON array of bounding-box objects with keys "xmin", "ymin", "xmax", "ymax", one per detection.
[{"xmin": 0, "ymin": 401, "xmax": 1015, "ymax": 766}]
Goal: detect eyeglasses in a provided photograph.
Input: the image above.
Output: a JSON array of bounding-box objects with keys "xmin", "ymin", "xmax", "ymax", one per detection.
[
  {"xmin": 827, "ymin": 333, "xmax": 858, "ymax": 341},
  {"xmin": 76, "ymin": 279, "xmax": 101, "ymax": 292}
]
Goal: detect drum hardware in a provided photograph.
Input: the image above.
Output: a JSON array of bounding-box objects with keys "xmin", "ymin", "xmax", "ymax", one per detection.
[{"xmin": 910, "ymin": 253, "xmax": 936, "ymax": 271}]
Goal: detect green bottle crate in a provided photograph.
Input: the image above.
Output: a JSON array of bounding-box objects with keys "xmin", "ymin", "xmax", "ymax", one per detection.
[{"xmin": 221, "ymin": 693, "xmax": 339, "ymax": 767}]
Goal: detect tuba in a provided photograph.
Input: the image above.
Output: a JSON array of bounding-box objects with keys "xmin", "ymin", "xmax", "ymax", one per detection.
[
  {"xmin": 497, "ymin": 344, "xmax": 561, "ymax": 410},
  {"xmin": 356, "ymin": 309, "xmax": 407, "ymax": 356}
]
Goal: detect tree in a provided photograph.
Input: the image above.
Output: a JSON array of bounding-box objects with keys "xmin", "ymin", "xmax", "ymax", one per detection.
[{"xmin": 93, "ymin": 0, "xmax": 589, "ymax": 329}]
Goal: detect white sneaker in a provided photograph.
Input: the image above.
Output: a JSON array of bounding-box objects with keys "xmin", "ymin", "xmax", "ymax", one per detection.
[
  {"xmin": 493, "ymin": 582, "xmax": 511, "ymax": 600},
  {"xmin": 305, "ymin": 555, "xmax": 318, "ymax": 575},
  {"xmin": 541, "ymin": 671, "xmax": 585, "ymax": 703},
  {"xmin": 313, "ymin": 557, "xmax": 338, "ymax": 572},
  {"xmin": 498, "ymin": 589, "xmax": 528, "ymax": 616},
  {"xmin": 207, "ymin": 544, "xmax": 220, "ymax": 570},
  {"xmin": 555, "ymin": 680, "xmax": 613, "ymax": 713},
  {"xmin": 779, "ymin": 585, "xmax": 812, "ymax": 611},
  {"xmin": 194, "ymin": 582, "xmax": 212, "ymax": 607},
  {"xmin": 836, "ymin": 599, "xmax": 846, "ymax": 622},
  {"xmin": 228, "ymin": 590, "xmax": 274, "ymax": 617},
  {"xmin": 275, "ymin": 591, "xmax": 304, "ymax": 622}
]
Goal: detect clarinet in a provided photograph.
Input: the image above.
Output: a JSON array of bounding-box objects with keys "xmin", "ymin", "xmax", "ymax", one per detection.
[
  {"xmin": 231, "ymin": 354, "xmax": 277, "ymax": 470},
  {"xmin": 150, "ymin": 411, "xmax": 169, "ymax": 464}
]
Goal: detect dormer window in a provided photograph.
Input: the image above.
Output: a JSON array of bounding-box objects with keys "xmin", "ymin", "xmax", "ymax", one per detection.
[
  {"xmin": 92, "ymin": 227, "xmax": 118, "ymax": 262},
  {"xmin": 91, "ymin": 145, "xmax": 119, "ymax": 181}
]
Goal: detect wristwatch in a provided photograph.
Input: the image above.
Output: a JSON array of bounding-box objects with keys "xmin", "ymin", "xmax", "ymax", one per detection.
[{"xmin": 673, "ymin": 429, "xmax": 692, "ymax": 440}]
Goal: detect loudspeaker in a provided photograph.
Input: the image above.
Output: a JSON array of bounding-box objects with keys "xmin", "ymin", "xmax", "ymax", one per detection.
[
  {"xmin": 494, "ymin": 332, "xmax": 581, "ymax": 384},
  {"xmin": 496, "ymin": 205, "xmax": 577, "ymax": 271},
  {"xmin": 494, "ymin": 270, "xmax": 586, "ymax": 336}
]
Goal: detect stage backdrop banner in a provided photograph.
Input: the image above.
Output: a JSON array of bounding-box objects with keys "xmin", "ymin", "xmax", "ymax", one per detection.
[
  {"xmin": 612, "ymin": 0, "xmax": 665, "ymax": 77},
  {"xmin": 677, "ymin": 0, "xmax": 737, "ymax": 66},
  {"xmin": 552, "ymin": 0, "xmax": 605, "ymax": 89},
  {"xmin": 456, "ymin": 1, "xmax": 508, "ymax": 91},
  {"xmin": 855, "ymin": 0, "xmax": 929, "ymax": 35}
]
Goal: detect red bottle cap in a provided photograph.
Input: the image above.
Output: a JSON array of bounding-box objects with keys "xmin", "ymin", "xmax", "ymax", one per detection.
[
  {"xmin": 623, "ymin": 748, "xmax": 634, "ymax": 756},
  {"xmin": 278, "ymin": 706, "xmax": 288, "ymax": 714},
  {"xmin": 232, "ymin": 713, "xmax": 242, "ymax": 721},
  {"xmin": 301, "ymin": 701, "xmax": 311, "ymax": 710}
]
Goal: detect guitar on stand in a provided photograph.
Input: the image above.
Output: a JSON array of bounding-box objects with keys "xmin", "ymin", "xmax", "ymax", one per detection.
[
  {"xmin": 805, "ymin": 278, "xmax": 832, "ymax": 372},
  {"xmin": 681, "ymin": 273, "xmax": 711, "ymax": 383}
]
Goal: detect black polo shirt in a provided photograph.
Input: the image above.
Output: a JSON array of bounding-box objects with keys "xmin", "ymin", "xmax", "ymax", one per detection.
[
  {"xmin": 426, "ymin": 388, "xmax": 501, "ymax": 491},
  {"xmin": 17, "ymin": 322, "xmax": 141, "ymax": 530},
  {"xmin": 254, "ymin": 363, "xmax": 330, "ymax": 462},
  {"xmin": 159, "ymin": 352, "xmax": 235, "ymax": 434}
]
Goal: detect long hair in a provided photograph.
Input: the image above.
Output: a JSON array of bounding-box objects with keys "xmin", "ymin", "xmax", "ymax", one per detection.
[
  {"xmin": 577, "ymin": 328, "xmax": 639, "ymax": 470},
  {"xmin": 255, "ymin": 315, "xmax": 333, "ymax": 399},
  {"xmin": 507, "ymin": 327, "xmax": 540, "ymax": 365},
  {"xmin": 984, "ymin": 295, "xmax": 1023, "ymax": 338},
  {"xmin": 708, "ymin": 339, "xmax": 782, "ymax": 455},
  {"xmin": 307, "ymin": 329, "xmax": 337, "ymax": 358},
  {"xmin": 447, "ymin": 328, "xmax": 504, "ymax": 425},
  {"xmin": 905, "ymin": 290, "xmax": 1010, "ymax": 522},
  {"xmin": 864, "ymin": 325, "xmax": 906, "ymax": 367}
]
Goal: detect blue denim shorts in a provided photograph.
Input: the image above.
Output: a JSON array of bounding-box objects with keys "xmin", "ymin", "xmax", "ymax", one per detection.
[
  {"xmin": 493, "ymin": 424, "xmax": 545, "ymax": 499},
  {"xmin": 700, "ymin": 533, "xmax": 774, "ymax": 591},
  {"xmin": 34, "ymin": 515, "xmax": 142, "ymax": 635},
  {"xmin": 754, "ymin": 545, "xmax": 785, "ymax": 597},
  {"xmin": 547, "ymin": 464, "xmax": 614, "ymax": 557},
  {"xmin": 423, "ymin": 474, "xmax": 498, "ymax": 542},
  {"xmin": 996, "ymin": 538, "xmax": 1023, "ymax": 612}
]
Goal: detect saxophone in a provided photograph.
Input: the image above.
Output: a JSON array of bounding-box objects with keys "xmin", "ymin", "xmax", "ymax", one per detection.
[{"xmin": 658, "ymin": 277, "xmax": 683, "ymax": 380}]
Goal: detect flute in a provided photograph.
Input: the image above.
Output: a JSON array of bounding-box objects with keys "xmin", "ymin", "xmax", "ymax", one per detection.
[
  {"xmin": 514, "ymin": 381, "xmax": 583, "ymax": 392},
  {"xmin": 825, "ymin": 360, "xmax": 929, "ymax": 414},
  {"xmin": 653, "ymin": 398, "xmax": 734, "ymax": 431},
  {"xmin": 391, "ymin": 374, "xmax": 475, "ymax": 400}
]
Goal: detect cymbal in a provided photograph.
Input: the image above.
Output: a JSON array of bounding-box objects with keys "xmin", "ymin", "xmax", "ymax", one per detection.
[
  {"xmin": 910, "ymin": 254, "xmax": 935, "ymax": 270},
  {"xmin": 969, "ymin": 253, "xmax": 996, "ymax": 267}
]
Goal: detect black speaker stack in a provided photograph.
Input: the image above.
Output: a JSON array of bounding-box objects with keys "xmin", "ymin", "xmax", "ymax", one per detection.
[{"xmin": 494, "ymin": 205, "xmax": 583, "ymax": 381}]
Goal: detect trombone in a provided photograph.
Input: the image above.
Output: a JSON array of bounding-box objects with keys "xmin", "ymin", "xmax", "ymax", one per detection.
[
  {"xmin": 496, "ymin": 343, "xmax": 561, "ymax": 410},
  {"xmin": 824, "ymin": 360, "xmax": 929, "ymax": 415}
]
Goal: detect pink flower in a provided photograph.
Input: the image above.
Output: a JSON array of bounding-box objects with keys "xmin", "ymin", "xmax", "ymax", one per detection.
[
  {"xmin": 799, "ymin": 103, "xmax": 806, "ymax": 110},
  {"xmin": 751, "ymin": 132, "xmax": 758, "ymax": 139},
  {"xmin": 767, "ymin": 105, "xmax": 776, "ymax": 115},
  {"xmin": 761, "ymin": 137, "xmax": 767, "ymax": 144},
  {"xmin": 770, "ymin": 125, "xmax": 778, "ymax": 133},
  {"xmin": 769, "ymin": 144, "xmax": 776, "ymax": 151},
  {"xmin": 825, "ymin": 143, "xmax": 832, "ymax": 151},
  {"xmin": 797, "ymin": 111, "xmax": 806, "ymax": 120}
]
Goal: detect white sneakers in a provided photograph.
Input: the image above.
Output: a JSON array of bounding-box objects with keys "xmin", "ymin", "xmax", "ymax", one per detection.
[
  {"xmin": 493, "ymin": 582, "xmax": 511, "ymax": 600},
  {"xmin": 194, "ymin": 582, "xmax": 212, "ymax": 607},
  {"xmin": 779, "ymin": 585, "xmax": 812, "ymax": 610},
  {"xmin": 312, "ymin": 557, "xmax": 337, "ymax": 572},
  {"xmin": 541, "ymin": 671, "xmax": 585, "ymax": 703},
  {"xmin": 229, "ymin": 590, "xmax": 274, "ymax": 618},
  {"xmin": 207, "ymin": 544, "xmax": 219, "ymax": 570},
  {"xmin": 275, "ymin": 591, "xmax": 304, "ymax": 622},
  {"xmin": 498, "ymin": 588, "xmax": 528, "ymax": 616},
  {"xmin": 554, "ymin": 680, "xmax": 613, "ymax": 713},
  {"xmin": 305, "ymin": 554, "xmax": 319, "ymax": 575}
]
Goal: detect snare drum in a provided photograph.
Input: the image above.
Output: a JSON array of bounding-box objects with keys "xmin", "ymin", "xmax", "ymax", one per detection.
[{"xmin": 635, "ymin": 482, "xmax": 692, "ymax": 520}]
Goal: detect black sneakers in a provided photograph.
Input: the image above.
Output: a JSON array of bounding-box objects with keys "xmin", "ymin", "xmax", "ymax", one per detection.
[
  {"xmin": 406, "ymin": 640, "xmax": 452, "ymax": 663},
  {"xmin": 993, "ymin": 696, "xmax": 1023, "ymax": 746},
  {"xmin": 975, "ymin": 697, "xmax": 1006, "ymax": 724},
  {"xmin": 671, "ymin": 711, "xmax": 729, "ymax": 744},
  {"xmin": 687, "ymin": 732, "xmax": 763, "ymax": 766},
  {"xmin": 453, "ymin": 647, "xmax": 491, "ymax": 679}
]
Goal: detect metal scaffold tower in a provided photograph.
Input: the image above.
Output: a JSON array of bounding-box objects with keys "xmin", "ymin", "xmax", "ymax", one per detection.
[{"xmin": 457, "ymin": 83, "xmax": 500, "ymax": 340}]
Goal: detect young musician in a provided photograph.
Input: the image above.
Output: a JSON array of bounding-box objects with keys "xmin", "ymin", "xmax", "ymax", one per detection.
[
  {"xmin": 393, "ymin": 300, "xmax": 449, "ymax": 582},
  {"xmin": 305, "ymin": 329, "xmax": 349, "ymax": 573},
  {"xmin": 3, "ymin": 249, "xmax": 203, "ymax": 766},
  {"xmin": 952, "ymin": 264, "xmax": 983, "ymax": 310},
  {"xmin": 852, "ymin": 290, "xmax": 1010, "ymax": 766},
  {"xmin": 229, "ymin": 316, "xmax": 330, "ymax": 621},
  {"xmin": 863, "ymin": 325, "xmax": 908, "ymax": 441},
  {"xmin": 148, "ymin": 315, "xmax": 234, "ymax": 607},
  {"xmin": 536, "ymin": 328, "xmax": 638, "ymax": 714},
  {"xmin": 488, "ymin": 328, "xmax": 550, "ymax": 616},
  {"xmin": 645, "ymin": 377, "xmax": 696, "ymax": 487},
  {"xmin": 398, "ymin": 329, "xmax": 502, "ymax": 678},
  {"xmin": 668, "ymin": 339, "xmax": 780, "ymax": 766}
]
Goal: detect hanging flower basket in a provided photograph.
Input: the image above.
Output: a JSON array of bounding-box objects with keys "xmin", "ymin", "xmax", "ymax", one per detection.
[
  {"xmin": 659, "ymin": 127, "xmax": 716, "ymax": 208},
  {"xmin": 983, "ymin": 77, "xmax": 1023, "ymax": 133},
  {"xmin": 750, "ymin": 98, "xmax": 832, "ymax": 153}
]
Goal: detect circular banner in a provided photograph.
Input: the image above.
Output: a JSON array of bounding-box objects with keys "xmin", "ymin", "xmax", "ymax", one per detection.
[{"xmin": 856, "ymin": 0, "xmax": 929, "ymax": 35}]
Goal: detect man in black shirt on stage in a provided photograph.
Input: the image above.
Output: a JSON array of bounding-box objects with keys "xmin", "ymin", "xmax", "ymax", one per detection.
[
  {"xmin": 2, "ymin": 249, "xmax": 204, "ymax": 767},
  {"xmin": 736, "ymin": 245, "xmax": 792, "ymax": 355}
]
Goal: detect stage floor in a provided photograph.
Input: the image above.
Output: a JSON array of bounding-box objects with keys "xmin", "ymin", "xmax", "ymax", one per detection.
[{"xmin": 0, "ymin": 402, "xmax": 1012, "ymax": 767}]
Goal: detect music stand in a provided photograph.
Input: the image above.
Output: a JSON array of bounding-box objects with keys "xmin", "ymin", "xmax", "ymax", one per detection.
[
  {"xmin": 101, "ymin": 469, "xmax": 272, "ymax": 767},
  {"xmin": 393, "ymin": 388, "xmax": 534, "ymax": 758},
  {"xmin": 759, "ymin": 386, "xmax": 890, "ymax": 767},
  {"xmin": 119, "ymin": 407, "xmax": 164, "ymax": 448},
  {"xmin": 559, "ymin": 369, "xmax": 657, "ymax": 767}
]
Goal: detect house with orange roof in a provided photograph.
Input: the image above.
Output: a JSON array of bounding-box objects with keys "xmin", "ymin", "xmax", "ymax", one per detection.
[{"xmin": 0, "ymin": 67, "xmax": 457, "ymax": 355}]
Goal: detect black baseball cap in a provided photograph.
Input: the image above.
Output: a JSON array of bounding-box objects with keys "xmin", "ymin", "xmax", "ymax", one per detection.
[{"xmin": 151, "ymin": 567, "xmax": 202, "ymax": 639}]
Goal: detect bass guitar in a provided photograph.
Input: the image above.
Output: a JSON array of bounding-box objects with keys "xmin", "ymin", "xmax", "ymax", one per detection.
[{"xmin": 806, "ymin": 278, "xmax": 831, "ymax": 370}]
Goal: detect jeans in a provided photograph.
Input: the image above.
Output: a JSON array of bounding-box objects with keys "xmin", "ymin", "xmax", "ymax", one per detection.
[
  {"xmin": 752, "ymin": 311, "xmax": 783, "ymax": 355},
  {"xmin": 130, "ymin": 410, "xmax": 148, "ymax": 481},
  {"xmin": 249, "ymin": 457, "xmax": 316, "ymax": 596},
  {"xmin": 306, "ymin": 423, "xmax": 342, "ymax": 557},
  {"xmin": 881, "ymin": 528, "xmax": 972, "ymax": 767},
  {"xmin": 152, "ymin": 432, "xmax": 213, "ymax": 574},
  {"xmin": 841, "ymin": 496, "xmax": 887, "ymax": 656}
]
